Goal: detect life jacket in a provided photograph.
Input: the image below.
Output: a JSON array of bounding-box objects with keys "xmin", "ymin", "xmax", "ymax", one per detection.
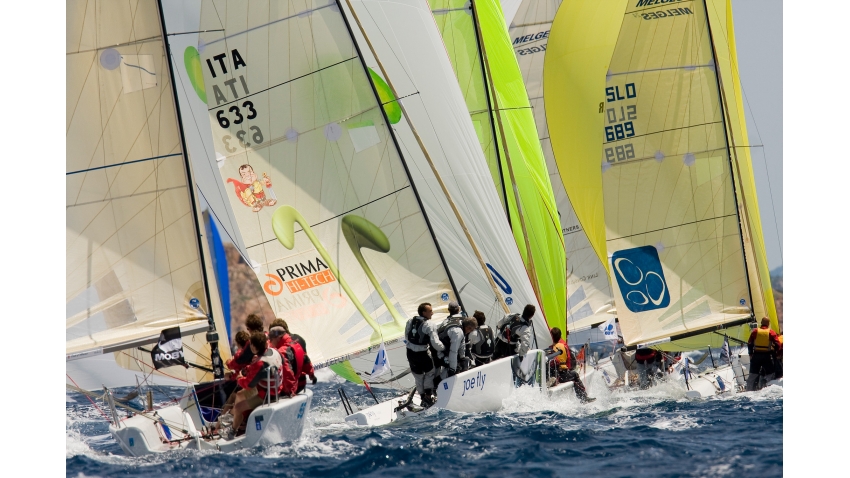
[
  {"xmin": 437, "ymin": 317, "xmax": 463, "ymax": 350},
  {"xmin": 407, "ymin": 316, "xmax": 430, "ymax": 346},
  {"xmin": 553, "ymin": 343, "xmax": 572, "ymax": 370},
  {"xmin": 256, "ymin": 348, "xmax": 283, "ymax": 398},
  {"xmin": 499, "ymin": 314, "xmax": 528, "ymax": 344},
  {"xmin": 635, "ymin": 348, "xmax": 657, "ymax": 361},
  {"xmin": 753, "ymin": 328, "xmax": 774, "ymax": 353},
  {"xmin": 472, "ymin": 325, "xmax": 495, "ymax": 358}
]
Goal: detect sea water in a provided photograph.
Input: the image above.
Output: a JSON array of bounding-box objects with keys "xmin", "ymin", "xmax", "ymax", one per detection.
[{"xmin": 65, "ymin": 371, "xmax": 783, "ymax": 477}]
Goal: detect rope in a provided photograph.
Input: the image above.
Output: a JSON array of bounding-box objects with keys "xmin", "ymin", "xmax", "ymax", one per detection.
[{"xmin": 66, "ymin": 374, "xmax": 110, "ymax": 421}]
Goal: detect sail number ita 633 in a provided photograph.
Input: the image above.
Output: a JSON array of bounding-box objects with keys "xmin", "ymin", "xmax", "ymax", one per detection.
[{"xmin": 205, "ymin": 48, "xmax": 265, "ymax": 153}]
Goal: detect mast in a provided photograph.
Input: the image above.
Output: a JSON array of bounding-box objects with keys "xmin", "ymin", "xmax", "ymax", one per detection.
[
  {"xmin": 470, "ymin": 0, "xmax": 545, "ymax": 315},
  {"xmin": 702, "ymin": 0, "xmax": 756, "ymax": 322},
  {"xmin": 156, "ymin": 0, "xmax": 224, "ymax": 380},
  {"xmin": 341, "ymin": 0, "xmax": 510, "ymax": 315},
  {"xmin": 468, "ymin": 3, "xmax": 511, "ymax": 223}
]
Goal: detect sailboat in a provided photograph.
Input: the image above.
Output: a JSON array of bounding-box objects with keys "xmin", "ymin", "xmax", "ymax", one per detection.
[
  {"xmin": 543, "ymin": 0, "xmax": 781, "ymax": 397},
  {"xmin": 66, "ymin": 0, "xmax": 312, "ymax": 456},
  {"xmin": 158, "ymin": 0, "xmax": 555, "ymax": 428}
]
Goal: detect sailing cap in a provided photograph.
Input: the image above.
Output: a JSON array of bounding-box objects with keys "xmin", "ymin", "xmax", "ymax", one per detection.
[{"xmin": 269, "ymin": 326, "xmax": 287, "ymax": 338}]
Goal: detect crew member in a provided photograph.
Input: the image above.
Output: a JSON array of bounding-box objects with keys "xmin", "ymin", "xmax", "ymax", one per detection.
[
  {"xmin": 291, "ymin": 334, "xmax": 317, "ymax": 393},
  {"xmin": 226, "ymin": 314, "xmax": 265, "ymax": 373},
  {"xmin": 634, "ymin": 347, "xmax": 662, "ymax": 389},
  {"xmin": 431, "ymin": 301, "xmax": 463, "ymax": 383},
  {"xmin": 492, "ymin": 304, "xmax": 536, "ymax": 360},
  {"xmin": 225, "ymin": 332, "xmax": 284, "ymax": 439},
  {"xmin": 466, "ymin": 310, "xmax": 495, "ymax": 367},
  {"xmin": 406, "ymin": 302, "xmax": 443, "ymax": 406},
  {"xmin": 746, "ymin": 317, "xmax": 782, "ymax": 391},
  {"xmin": 435, "ymin": 310, "xmax": 476, "ymax": 381},
  {"xmin": 548, "ymin": 327, "xmax": 594, "ymax": 403},
  {"xmin": 268, "ymin": 326, "xmax": 299, "ymax": 398}
]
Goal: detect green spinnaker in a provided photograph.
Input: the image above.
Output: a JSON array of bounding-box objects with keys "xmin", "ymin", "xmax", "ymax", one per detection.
[{"xmin": 429, "ymin": 0, "xmax": 566, "ymax": 331}]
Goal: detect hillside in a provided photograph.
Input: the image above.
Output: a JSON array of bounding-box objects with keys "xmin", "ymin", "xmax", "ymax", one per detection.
[
  {"xmin": 224, "ymin": 242, "xmax": 275, "ymax": 331},
  {"xmin": 771, "ymin": 266, "xmax": 783, "ymax": 331}
]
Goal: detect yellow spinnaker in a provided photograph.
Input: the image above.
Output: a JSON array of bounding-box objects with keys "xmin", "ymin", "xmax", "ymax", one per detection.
[{"xmin": 544, "ymin": 0, "xmax": 627, "ymax": 277}]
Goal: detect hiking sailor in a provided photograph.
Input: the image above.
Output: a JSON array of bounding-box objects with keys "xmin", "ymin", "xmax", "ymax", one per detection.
[
  {"xmin": 547, "ymin": 327, "xmax": 595, "ymax": 403},
  {"xmin": 466, "ymin": 310, "xmax": 495, "ymax": 367},
  {"xmin": 405, "ymin": 302, "xmax": 444, "ymax": 406},
  {"xmin": 634, "ymin": 347, "xmax": 663, "ymax": 389},
  {"xmin": 746, "ymin": 317, "xmax": 782, "ymax": 391},
  {"xmin": 222, "ymin": 332, "xmax": 284, "ymax": 439},
  {"xmin": 492, "ymin": 304, "xmax": 536, "ymax": 360},
  {"xmin": 433, "ymin": 302, "xmax": 476, "ymax": 384}
]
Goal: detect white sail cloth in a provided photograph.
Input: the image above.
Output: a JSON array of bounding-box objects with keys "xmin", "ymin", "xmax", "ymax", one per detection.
[{"xmin": 346, "ymin": 0, "xmax": 550, "ymax": 347}]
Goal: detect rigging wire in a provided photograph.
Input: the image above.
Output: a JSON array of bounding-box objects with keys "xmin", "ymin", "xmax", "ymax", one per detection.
[{"xmin": 707, "ymin": 0, "xmax": 783, "ymax": 262}]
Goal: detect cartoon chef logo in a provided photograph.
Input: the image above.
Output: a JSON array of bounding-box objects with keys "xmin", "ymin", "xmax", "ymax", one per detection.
[{"xmin": 226, "ymin": 164, "xmax": 278, "ymax": 212}]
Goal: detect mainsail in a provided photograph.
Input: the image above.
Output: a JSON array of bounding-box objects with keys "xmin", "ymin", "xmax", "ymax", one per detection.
[
  {"xmin": 428, "ymin": 0, "xmax": 566, "ymax": 331},
  {"xmin": 509, "ymin": 0, "xmax": 617, "ymax": 332},
  {"xmin": 66, "ymin": 0, "xmax": 228, "ymax": 387},
  {"xmin": 546, "ymin": 0, "xmax": 772, "ymax": 348}
]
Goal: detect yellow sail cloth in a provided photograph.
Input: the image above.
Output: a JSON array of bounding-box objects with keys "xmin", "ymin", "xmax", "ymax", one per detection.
[
  {"xmin": 706, "ymin": 0, "xmax": 778, "ymax": 332},
  {"xmin": 544, "ymin": 0, "xmax": 627, "ymax": 277}
]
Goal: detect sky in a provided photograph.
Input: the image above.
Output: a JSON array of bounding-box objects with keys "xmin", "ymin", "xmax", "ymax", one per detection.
[{"xmin": 730, "ymin": 0, "xmax": 783, "ymax": 272}]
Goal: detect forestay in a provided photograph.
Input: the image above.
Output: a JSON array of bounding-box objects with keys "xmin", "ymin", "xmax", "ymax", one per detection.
[{"xmin": 66, "ymin": 0, "xmax": 220, "ymax": 385}]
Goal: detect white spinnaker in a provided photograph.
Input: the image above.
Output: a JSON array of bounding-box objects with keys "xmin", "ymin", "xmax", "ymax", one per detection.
[
  {"xmin": 66, "ymin": 0, "xmax": 210, "ymax": 358},
  {"xmin": 194, "ymin": 0, "xmax": 456, "ymax": 369},
  {"xmin": 346, "ymin": 0, "xmax": 549, "ymax": 347},
  {"xmin": 510, "ymin": 0, "xmax": 615, "ymax": 332},
  {"xmin": 602, "ymin": 1, "xmax": 751, "ymax": 346}
]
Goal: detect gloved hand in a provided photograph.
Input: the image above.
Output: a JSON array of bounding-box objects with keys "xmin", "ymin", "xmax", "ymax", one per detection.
[
  {"xmin": 443, "ymin": 356, "xmax": 450, "ymax": 367},
  {"xmin": 447, "ymin": 368, "xmax": 456, "ymax": 377},
  {"xmin": 310, "ymin": 375, "xmax": 317, "ymax": 385}
]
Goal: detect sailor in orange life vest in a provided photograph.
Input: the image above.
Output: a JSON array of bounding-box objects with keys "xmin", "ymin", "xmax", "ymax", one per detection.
[
  {"xmin": 224, "ymin": 332, "xmax": 285, "ymax": 440},
  {"xmin": 547, "ymin": 327, "xmax": 595, "ymax": 403},
  {"xmin": 746, "ymin": 317, "xmax": 783, "ymax": 391}
]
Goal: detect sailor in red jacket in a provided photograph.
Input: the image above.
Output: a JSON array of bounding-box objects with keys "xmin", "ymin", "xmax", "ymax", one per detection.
[
  {"xmin": 225, "ymin": 314, "xmax": 265, "ymax": 373},
  {"xmin": 746, "ymin": 317, "xmax": 782, "ymax": 391},
  {"xmin": 291, "ymin": 334, "xmax": 317, "ymax": 393},
  {"xmin": 226, "ymin": 332, "xmax": 283, "ymax": 439},
  {"xmin": 268, "ymin": 326, "xmax": 299, "ymax": 398}
]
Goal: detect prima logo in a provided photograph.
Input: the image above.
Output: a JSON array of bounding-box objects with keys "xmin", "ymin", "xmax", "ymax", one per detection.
[{"xmin": 612, "ymin": 246, "xmax": 670, "ymax": 313}]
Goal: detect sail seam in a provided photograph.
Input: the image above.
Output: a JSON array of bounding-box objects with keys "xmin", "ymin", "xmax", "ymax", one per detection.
[
  {"xmin": 608, "ymin": 213, "xmax": 738, "ymax": 241},
  {"xmin": 66, "ymin": 153, "xmax": 182, "ymax": 176},
  {"xmin": 207, "ymin": 56, "xmax": 358, "ymax": 110}
]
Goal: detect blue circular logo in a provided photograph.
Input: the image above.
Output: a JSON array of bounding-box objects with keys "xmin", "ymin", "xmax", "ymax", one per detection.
[
  {"xmin": 605, "ymin": 324, "xmax": 614, "ymax": 332},
  {"xmin": 441, "ymin": 293, "xmax": 449, "ymax": 301},
  {"xmin": 505, "ymin": 297, "xmax": 513, "ymax": 305},
  {"xmin": 740, "ymin": 299, "xmax": 747, "ymax": 306},
  {"xmin": 189, "ymin": 298, "xmax": 200, "ymax": 309}
]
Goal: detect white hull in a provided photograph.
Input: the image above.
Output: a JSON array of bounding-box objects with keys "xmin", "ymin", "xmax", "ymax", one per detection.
[
  {"xmin": 684, "ymin": 353, "xmax": 783, "ymax": 399},
  {"xmin": 110, "ymin": 390, "xmax": 312, "ymax": 456},
  {"xmin": 346, "ymin": 350, "xmax": 546, "ymax": 426},
  {"xmin": 345, "ymin": 392, "xmax": 424, "ymax": 426}
]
